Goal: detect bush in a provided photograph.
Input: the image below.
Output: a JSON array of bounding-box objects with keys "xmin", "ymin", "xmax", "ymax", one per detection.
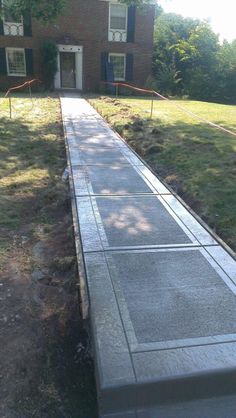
[
  {"xmin": 41, "ymin": 40, "xmax": 58, "ymax": 90},
  {"xmin": 155, "ymin": 64, "xmax": 182, "ymax": 96},
  {"xmin": 185, "ymin": 68, "xmax": 217, "ymax": 101}
]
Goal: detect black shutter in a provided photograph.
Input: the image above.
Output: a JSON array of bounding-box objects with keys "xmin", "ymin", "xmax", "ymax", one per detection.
[
  {"xmin": 127, "ymin": 5, "xmax": 136, "ymax": 43},
  {"xmin": 101, "ymin": 52, "xmax": 108, "ymax": 81},
  {"xmin": 25, "ymin": 48, "xmax": 34, "ymax": 75},
  {"xmin": 106, "ymin": 61, "xmax": 115, "ymax": 94},
  {"xmin": 106, "ymin": 61, "xmax": 114, "ymax": 83},
  {"xmin": 126, "ymin": 54, "xmax": 133, "ymax": 82},
  {"xmin": 23, "ymin": 9, "xmax": 32, "ymax": 37},
  {"xmin": 0, "ymin": 48, "xmax": 7, "ymax": 75},
  {"xmin": 0, "ymin": 1, "xmax": 4, "ymax": 35}
]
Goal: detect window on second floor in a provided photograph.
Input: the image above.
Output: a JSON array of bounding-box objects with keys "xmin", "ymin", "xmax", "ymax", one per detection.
[
  {"xmin": 109, "ymin": 3, "xmax": 127, "ymax": 42},
  {"xmin": 2, "ymin": 0, "xmax": 24, "ymax": 36}
]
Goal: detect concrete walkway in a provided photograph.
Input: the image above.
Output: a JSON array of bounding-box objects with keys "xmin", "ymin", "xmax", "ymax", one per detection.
[{"xmin": 60, "ymin": 93, "xmax": 236, "ymax": 418}]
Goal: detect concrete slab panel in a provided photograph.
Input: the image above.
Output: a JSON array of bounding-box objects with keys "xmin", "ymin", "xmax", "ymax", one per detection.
[
  {"xmin": 65, "ymin": 117, "xmax": 117, "ymax": 135},
  {"xmin": 69, "ymin": 146, "xmax": 130, "ymax": 166},
  {"xmin": 93, "ymin": 196, "xmax": 196, "ymax": 249},
  {"xmin": 69, "ymin": 133, "xmax": 119, "ymax": 148},
  {"xmin": 63, "ymin": 120, "xmax": 120, "ymax": 148},
  {"xmin": 73, "ymin": 165, "xmax": 155, "ymax": 196},
  {"xmin": 66, "ymin": 130, "xmax": 120, "ymax": 149},
  {"xmin": 106, "ymin": 249, "xmax": 236, "ymax": 346}
]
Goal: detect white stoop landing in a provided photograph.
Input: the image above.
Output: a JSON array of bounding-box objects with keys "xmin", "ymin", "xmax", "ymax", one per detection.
[{"xmin": 60, "ymin": 93, "xmax": 236, "ymax": 418}]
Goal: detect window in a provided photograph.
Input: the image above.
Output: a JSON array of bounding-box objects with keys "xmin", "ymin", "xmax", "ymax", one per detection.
[
  {"xmin": 109, "ymin": 3, "xmax": 127, "ymax": 42},
  {"xmin": 2, "ymin": 0, "xmax": 24, "ymax": 36},
  {"xmin": 3, "ymin": 0, "xmax": 21, "ymax": 23},
  {"xmin": 110, "ymin": 3, "xmax": 127, "ymax": 30},
  {"xmin": 6, "ymin": 48, "xmax": 26, "ymax": 76},
  {"xmin": 109, "ymin": 53, "xmax": 126, "ymax": 81}
]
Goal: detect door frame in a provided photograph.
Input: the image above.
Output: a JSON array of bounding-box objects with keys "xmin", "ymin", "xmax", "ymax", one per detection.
[{"xmin": 54, "ymin": 44, "xmax": 83, "ymax": 90}]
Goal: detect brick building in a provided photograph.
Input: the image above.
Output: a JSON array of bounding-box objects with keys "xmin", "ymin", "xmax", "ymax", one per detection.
[{"xmin": 0, "ymin": 0, "xmax": 155, "ymax": 91}]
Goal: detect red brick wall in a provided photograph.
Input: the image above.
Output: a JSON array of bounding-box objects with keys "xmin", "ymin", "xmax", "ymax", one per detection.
[{"xmin": 0, "ymin": 0, "xmax": 154, "ymax": 91}]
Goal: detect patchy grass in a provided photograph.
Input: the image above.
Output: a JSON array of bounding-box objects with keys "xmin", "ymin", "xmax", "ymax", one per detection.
[
  {"xmin": 0, "ymin": 93, "xmax": 97, "ymax": 417},
  {"xmin": 0, "ymin": 94, "xmax": 64, "ymax": 244},
  {"xmin": 88, "ymin": 95, "xmax": 236, "ymax": 251}
]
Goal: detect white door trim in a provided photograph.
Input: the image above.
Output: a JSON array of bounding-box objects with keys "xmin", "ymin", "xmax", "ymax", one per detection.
[{"xmin": 54, "ymin": 44, "xmax": 83, "ymax": 90}]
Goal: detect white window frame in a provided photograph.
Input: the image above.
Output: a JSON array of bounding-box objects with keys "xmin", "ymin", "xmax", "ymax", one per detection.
[
  {"xmin": 2, "ymin": 0, "xmax": 24, "ymax": 36},
  {"xmin": 109, "ymin": 53, "xmax": 126, "ymax": 81},
  {"xmin": 108, "ymin": 2, "xmax": 128, "ymax": 42},
  {"xmin": 6, "ymin": 47, "xmax": 26, "ymax": 77}
]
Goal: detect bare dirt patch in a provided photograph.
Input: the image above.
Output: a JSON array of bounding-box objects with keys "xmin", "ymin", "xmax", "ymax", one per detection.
[{"xmin": 0, "ymin": 214, "xmax": 97, "ymax": 418}]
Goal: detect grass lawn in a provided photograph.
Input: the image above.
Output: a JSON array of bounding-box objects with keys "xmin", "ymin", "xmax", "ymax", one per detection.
[
  {"xmin": 88, "ymin": 95, "xmax": 236, "ymax": 252},
  {"xmin": 0, "ymin": 94, "xmax": 64, "ymax": 262},
  {"xmin": 0, "ymin": 93, "xmax": 97, "ymax": 417}
]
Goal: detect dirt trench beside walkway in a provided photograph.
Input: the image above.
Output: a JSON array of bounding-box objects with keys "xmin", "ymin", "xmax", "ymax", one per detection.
[{"xmin": 0, "ymin": 195, "xmax": 97, "ymax": 418}]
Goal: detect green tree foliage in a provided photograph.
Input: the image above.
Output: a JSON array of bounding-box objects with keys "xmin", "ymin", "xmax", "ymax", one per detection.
[
  {"xmin": 2, "ymin": 0, "xmax": 66, "ymax": 22},
  {"xmin": 153, "ymin": 13, "xmax": 199, "ymax": 66},
  {"xmin": 216, "ymin": 40, "xmax": 236, "ymax": 102},
  {"xmin": 155, "ymin": 63, "xmax": 182, "ymax": 95},
  {"xmin": 41, "ymin": 40, "xmax": 58, "ymax": 90},
  {"xmin": 177, "ymin": 23, "xmax": 220, "ymax": 99},
  {"xmin": 2, "ymin": 0, "xmax": 153, "ymax": 22},
  {"xmin": 152, "ymin": 12, "xmax": 236, "ymax": 102},
  {"xmin": 153, "ymin": 13, "xmax": 200, "ymax": 94}
]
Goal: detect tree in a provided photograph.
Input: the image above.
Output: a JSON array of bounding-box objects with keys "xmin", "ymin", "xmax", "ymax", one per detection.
[
  {"xmin": 215, "ymin": 40, "xmax": 236, "ymax": 103},
  {"xmin": 153, "ymin": 13, "xmax": 199, "ymax": 94},
  {"xmin": 1, "ymin": 0, "xmax": 66, "ymax": 22},
  {"xmin": 1, "ymin": 0, "xmax": 154, "ymax": 22},
  {"xmin": 172, "ymin": 21, "xmax": 220, "ymax": 99},
  {"xmin": 153, "ymin": 12, "xmax": 221, "ymax": 100},
  {"xmin": 153, "ymin": 14, "xmax": 200, "ymax": 72}
]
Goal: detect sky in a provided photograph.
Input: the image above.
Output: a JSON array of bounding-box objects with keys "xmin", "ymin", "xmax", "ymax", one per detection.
[{"xmin": 158, "ymin": 0, "xmax": 236, "ymax": 42}]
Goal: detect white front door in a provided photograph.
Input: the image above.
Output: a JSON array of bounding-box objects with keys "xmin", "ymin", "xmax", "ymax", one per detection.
[{"xmin": 54, "ymin": 45, "xmax": 83, "ymax": 90}]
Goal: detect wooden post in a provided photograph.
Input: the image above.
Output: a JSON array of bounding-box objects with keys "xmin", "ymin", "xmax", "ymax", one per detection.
[
  {"xmin": 29, "ymin": 84, "xmax": 32, "ymax": 100},
  {"xmin": 150, "ymin": 93, "xmax": 154, "ymax": 119},
  {"xmin": 9, "ymin": 96, "xmax": 12, "ymax": 119}
]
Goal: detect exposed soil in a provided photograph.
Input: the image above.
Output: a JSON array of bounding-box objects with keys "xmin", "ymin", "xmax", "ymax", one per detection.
[{"xmin": 0, "ymin": 189, "xmax": 97, "ymax": 418}]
